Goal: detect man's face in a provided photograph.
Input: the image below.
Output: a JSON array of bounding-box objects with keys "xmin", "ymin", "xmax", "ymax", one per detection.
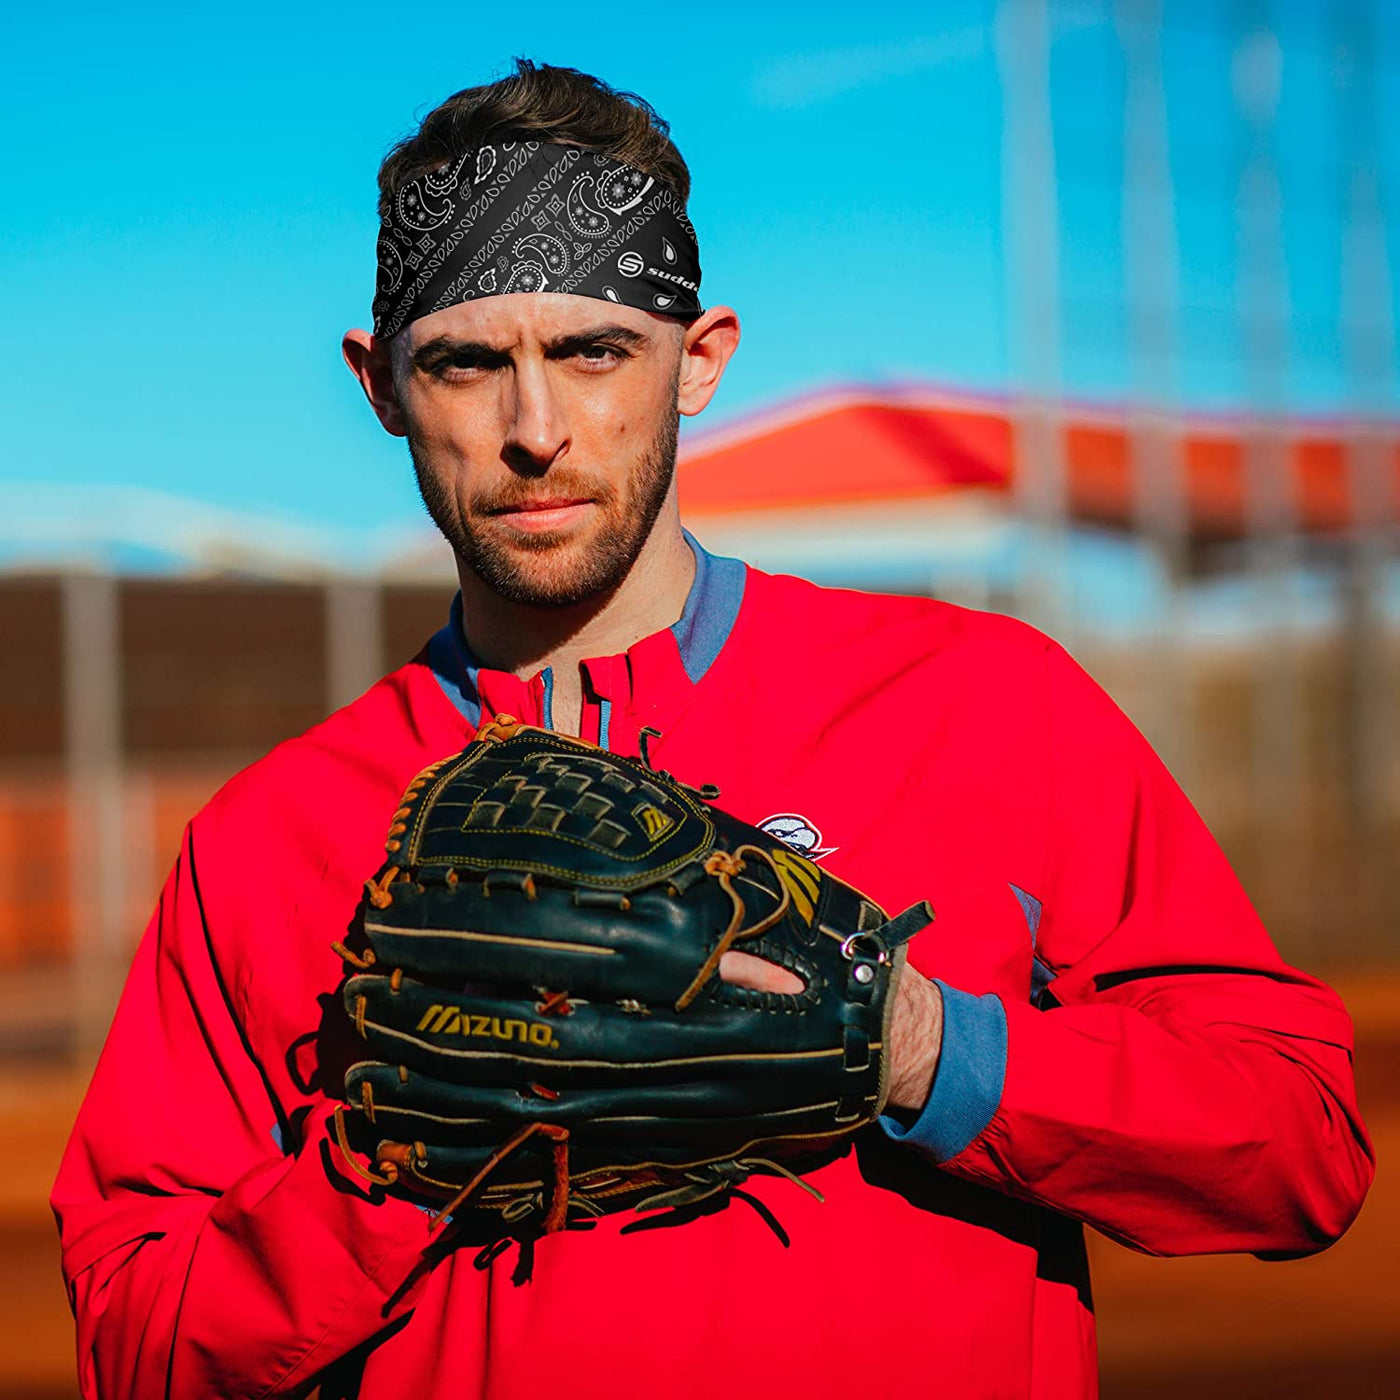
[{"xmin": 388, "ymin": 294, "xmax": 684, "ymax": 609}]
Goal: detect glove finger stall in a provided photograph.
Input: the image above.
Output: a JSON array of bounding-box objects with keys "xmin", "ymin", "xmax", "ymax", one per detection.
[
  {"xmin": 362, "ymin": 881, "xmax": 732, "ymax": 1004},
  {"xmin": 345, "ymin": 1060, "xmax": 877, "ymax": 1138},
  {"xmin": 388, "ymin": 1124, "xmax": 853, "ymax": 1196}
]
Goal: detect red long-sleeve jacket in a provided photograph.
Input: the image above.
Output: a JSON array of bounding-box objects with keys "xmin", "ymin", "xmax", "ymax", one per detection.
[{"xmin": 52, "ymin": 539, "xmax": 1373, "ymax": 1398}]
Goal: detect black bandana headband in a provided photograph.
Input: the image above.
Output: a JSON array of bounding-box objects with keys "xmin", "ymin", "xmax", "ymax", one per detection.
[{"xmin": 372, "ymin": 141, "xmax": 702, "ymax": 339}]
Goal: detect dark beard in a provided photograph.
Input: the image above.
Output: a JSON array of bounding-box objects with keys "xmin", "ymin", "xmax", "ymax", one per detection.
[{"xmin": 409, "ymin": 404, "xmax": 679, "ymax": 610}]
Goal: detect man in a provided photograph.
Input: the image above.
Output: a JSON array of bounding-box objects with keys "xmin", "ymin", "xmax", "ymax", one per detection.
[{"xmin": 53, "ymin": 59, "xmax": 1372, "ymax": 1399}]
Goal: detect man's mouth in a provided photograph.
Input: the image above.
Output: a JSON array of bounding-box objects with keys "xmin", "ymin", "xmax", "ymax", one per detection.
[{"xmin": 488, "ymin": 497, "xmax": 594, "ymax": 533}]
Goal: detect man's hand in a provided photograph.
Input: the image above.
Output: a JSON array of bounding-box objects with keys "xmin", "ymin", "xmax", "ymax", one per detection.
[{"xmin": 720, "ymin": 952, "xmax": 942, "ymax": 1112}]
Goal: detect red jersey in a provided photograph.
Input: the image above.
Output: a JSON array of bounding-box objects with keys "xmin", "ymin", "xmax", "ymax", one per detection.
[{"xmin": 52, "ymin": 537, "xmax": 1373, "ymax": 1399}]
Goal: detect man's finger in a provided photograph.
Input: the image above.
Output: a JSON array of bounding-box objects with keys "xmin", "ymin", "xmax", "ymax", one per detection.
[{"xmin": 718, "ymin": 950, "xmax": 805, "ymax": 995}]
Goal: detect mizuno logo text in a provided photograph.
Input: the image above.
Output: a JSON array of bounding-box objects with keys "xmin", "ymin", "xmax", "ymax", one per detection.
[{"xmin": 414, "ymin": 1006, "xmax": 561, "ymax": 1049}]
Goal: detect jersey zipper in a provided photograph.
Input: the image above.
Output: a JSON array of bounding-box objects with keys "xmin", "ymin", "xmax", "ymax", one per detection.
[{"xmin": 540, "ymin": 666, "xmax": 555, "ymax": 731}]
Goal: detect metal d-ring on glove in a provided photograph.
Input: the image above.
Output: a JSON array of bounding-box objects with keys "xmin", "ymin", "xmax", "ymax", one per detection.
[{"xmin": 331, "ymin": 715, "xmax": 934, "ymax": 1235}]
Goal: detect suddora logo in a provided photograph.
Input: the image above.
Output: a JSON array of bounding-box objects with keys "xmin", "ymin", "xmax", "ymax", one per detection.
[{"xmin": 759, "ymin": 813, "xmax": 837, "ymax": 861}]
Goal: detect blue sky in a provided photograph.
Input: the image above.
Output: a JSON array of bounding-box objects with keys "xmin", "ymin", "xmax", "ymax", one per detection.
[{"xmin": 3, "ymin": 0, "xmax": 1397, "ymax": 545}]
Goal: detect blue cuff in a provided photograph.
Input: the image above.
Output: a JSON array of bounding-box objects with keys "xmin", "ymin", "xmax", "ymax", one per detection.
[{"xmin": 879, "ymin": 980, "xmax": 1008, "ymax": 1162}]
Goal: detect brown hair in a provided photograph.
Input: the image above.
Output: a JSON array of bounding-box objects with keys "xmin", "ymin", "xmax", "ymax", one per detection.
[{"xmin": 377, "ymin": 59, "xmax": 691, "ymax": 219}]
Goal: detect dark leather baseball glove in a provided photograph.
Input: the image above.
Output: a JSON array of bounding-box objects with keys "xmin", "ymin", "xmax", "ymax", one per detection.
[{"xmin": 332, "ymin": 716, "xmax": 932, "ymax": 1234}]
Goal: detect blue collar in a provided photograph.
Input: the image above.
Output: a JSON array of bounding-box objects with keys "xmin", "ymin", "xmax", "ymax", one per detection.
[{"xmin": 426, "ymin": 529, "xmax": 746, "ymax": 726}]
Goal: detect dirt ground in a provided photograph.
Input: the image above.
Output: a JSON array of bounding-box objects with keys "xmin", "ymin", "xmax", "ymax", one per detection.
[{"xmin": 3, "ymin": 974, "xmax": 1395, "ymax": 1400}]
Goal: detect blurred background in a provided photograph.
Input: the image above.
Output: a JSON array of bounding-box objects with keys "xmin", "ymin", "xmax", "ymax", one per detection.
[{"xmin": 2, "ymin": 1, "xmax": 1397, "ymax": 1395}]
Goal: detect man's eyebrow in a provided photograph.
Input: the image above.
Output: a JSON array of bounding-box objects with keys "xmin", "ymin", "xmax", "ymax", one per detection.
[
  {"xmin": 410, "ymin": 335, "xmax": 505, "ymax": 369},
  {"xmin": 409, "ymin": 324, "xmax": 649, "ymax": 369},
  {"xmin": 543, "ymin": 324, "xmax": 649, "ymax": 355}
]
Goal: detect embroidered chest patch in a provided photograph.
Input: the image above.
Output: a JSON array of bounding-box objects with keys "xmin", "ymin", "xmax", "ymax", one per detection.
[{"xmin": 759, "ymin": 812, "xmax": 837, "ymax": 861}]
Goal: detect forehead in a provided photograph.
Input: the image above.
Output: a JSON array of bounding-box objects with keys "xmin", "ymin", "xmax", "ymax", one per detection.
[{"xmin": 395, "ymin": 293, "xmax": 662, "ymax": 351}]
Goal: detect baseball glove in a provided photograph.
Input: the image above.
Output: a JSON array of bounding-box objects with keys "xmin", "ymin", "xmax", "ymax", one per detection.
[{"xmin": 332, "ymin": 716, "xmax": 932, "ymax": 1235}]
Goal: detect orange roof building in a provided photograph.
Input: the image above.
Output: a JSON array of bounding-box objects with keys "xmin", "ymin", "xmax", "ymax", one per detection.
[{"xmin": 677, "ymin": 386, "xmax": 1398, "ymax": 542}]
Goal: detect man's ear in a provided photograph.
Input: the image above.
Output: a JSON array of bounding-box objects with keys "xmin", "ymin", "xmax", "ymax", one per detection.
[
  {"xmin": 676, "ymin": 306, "xmax": 741, "ymax": 418},
  {"xmin": 342, "ymin": 329, "xmax": 407, "ymax": 437}
]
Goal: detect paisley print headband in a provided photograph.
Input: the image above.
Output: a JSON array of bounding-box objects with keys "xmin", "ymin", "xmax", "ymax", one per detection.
[{"xmin": 372, "ymin": 140, "xmax": 702, "ymax": 339}]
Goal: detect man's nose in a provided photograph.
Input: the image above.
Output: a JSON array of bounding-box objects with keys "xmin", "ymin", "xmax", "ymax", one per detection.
[{"xmin": 501, "ymin": 360, "xmax": 569, "ymax": 475}]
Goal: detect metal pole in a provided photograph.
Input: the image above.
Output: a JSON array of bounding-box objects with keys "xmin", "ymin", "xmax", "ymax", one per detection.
[
  {"xmin": 1116, "ymin": 0, "xmax": 1192, "ymax": 782},
  {"xmin": 324, "ymin": 577, "xmax": 384, "ymax": 713},
  {"xmin": 996, "ymin": 0, "xmax": 1070, "ymax": 641},
  {"xmin": 63, "ymin": 570, "xmax": 126, "ymax": 1060},
  {"xmin": 1334, "ymin": 0, "xmax": 1397, "ymax": 962},
  {"xmin": 1232, "ymin": 6, "xmax": 1308, "ymax": 957}
]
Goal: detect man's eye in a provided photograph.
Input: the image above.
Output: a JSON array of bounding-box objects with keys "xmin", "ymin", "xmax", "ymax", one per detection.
[
  {"xmin": 424, "ymin": 357, "xmax": 487, "ymax": 379},
  {"xmin": 578, "ymin": 344, "xmax": 621, "ymax": 364}
]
